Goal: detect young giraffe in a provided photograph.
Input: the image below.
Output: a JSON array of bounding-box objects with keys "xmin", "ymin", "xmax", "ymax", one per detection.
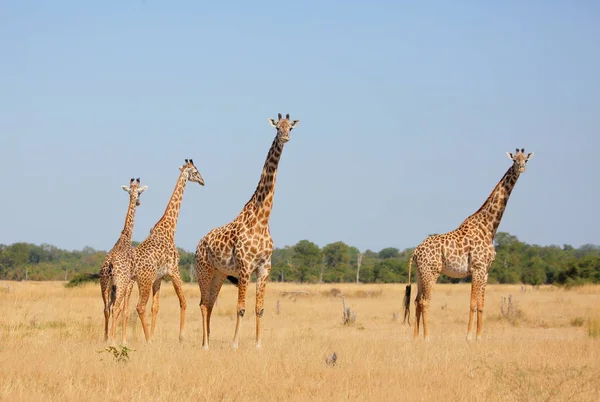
[
  {"xmin": 404, "ymin": 148, "xmax": 534, "ymax": 341},
  {"xmin": 195, "ymin": 113, "xmax": 300, "ymax": 349},
  {"xmin": 131, "ymin": 159, "xmax": 204, "ymax": 342},
  {"xmin": 99, "ymin": 178, "xmax": 148, "ymax": 344}
]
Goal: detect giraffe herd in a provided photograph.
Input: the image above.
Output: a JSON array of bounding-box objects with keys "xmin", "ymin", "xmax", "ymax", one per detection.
[{"xmin": 99, "ymin": 113, "xmax": 534, "ymax": 347}]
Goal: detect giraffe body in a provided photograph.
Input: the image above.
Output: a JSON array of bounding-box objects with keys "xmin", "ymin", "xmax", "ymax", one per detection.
[
  {"xmin": 99, "ymin": 178, "xmax": 148, "ymax": 344},
  {"xmin": 130, "ymin": 160, "xmax": 204, "ymax": 342},
  {"xmin": 404, "ymin": 149, "xmax": 534, "ymax": 341},
  {"xmin": 195, "ymin": 113, "xmax": 299, "ymax": 350}
]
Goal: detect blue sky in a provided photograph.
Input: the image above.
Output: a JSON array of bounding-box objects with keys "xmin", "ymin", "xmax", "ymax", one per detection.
[{"xmin": 1, "ymin": 1, "xmax": 598, "ymax": 253}]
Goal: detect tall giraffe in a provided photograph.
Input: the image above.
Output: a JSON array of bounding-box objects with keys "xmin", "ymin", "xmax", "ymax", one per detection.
[
  {"xmin": 404, "ymin": 148, "xmax": 534, "ymax": 341},
  {"xmin": 99, "ymin": 178, "xmax": 148, "ymax": 343},
  {"xmin": 195, "ymin": 113, "xmax": 300, "ymax": 349},
  {"xmin": 131, "ymin": 159, "xmax": 204, "ymax": 342}
]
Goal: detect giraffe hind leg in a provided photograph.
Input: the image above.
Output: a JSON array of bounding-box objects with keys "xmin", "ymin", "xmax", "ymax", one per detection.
[
  {"xmin": 415, "ymin": 265, "xmax": 440, "ymax": 341},
  {"xmin": 206, "ymin": 270, "xmax": 226, "ymax": 344},
  {"xmin": 109, "ymin": 282, "xmax": 127, "ymax": 345},
  {"xmin": 150, "ymin": 278, "xmax": 162, "ymax": 339},
  {"xmin": 135, "ymin": 273, "xmax": 153, "ymax": 343},
  {"xmin": 100, "ymin": 274, "xmax": 112, "ymax": 342},
  {"xmin": 254, "ymin": 260, "xmax": 271, "ymax": 349},
  {"xmin": 196, "ymin": 245, "xmax": 215, "ymax": 350},
  {"xmin": 168, "ymin": 266, "xmax": 187, "ymax": 342},
  {"xmin": 413, "ymin": 291, "xmax": 422, "ymax": 339},
  {"xmin": 121, "ymin": 280, "xmax": 135, "ymax": 345}
]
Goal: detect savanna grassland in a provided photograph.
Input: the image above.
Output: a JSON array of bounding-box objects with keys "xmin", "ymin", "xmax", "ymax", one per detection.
[{"xmin": 1, "ymin": 280, "xmax": 599, "ymax": 401}]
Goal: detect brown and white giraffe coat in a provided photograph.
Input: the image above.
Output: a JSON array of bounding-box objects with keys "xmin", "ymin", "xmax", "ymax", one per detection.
[
  {"xmin": 129, "ymin": 159, "xmax": 204, "ymax": 342},
  {"xmin": 404, "ymin": 148, "xmax": 534, "ymax": 341},
  {"xmin": 195, "ymin": 113, "xmax": 299, "ymax": 349},
  {"xmin": 99, "ymin": 178, "xmax": 147, "ymax": 344}
]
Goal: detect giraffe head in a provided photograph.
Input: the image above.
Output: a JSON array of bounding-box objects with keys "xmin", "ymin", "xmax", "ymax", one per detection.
[
  {"xmin": 180, "ymin": 159, "xmax": 205, "ymax": 186},
  {"xmin": 268, "ymin": 113, "xmax": 299, "ymax": 144},
  {"xmin": 121, "ymin": 178, "xmax": 148, "ymax": 206},
  {"xmin": 506, "ymin": 148, "xmax": 534, "ymax": 173}
]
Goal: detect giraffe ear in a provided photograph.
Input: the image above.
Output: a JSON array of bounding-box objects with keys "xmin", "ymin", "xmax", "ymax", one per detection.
[
  {"xmin": 121, "ymin": 185, "xmax": 130, "ymax": 192},
  {"xmin": 138, "ymin": 185, "xmax": 148, "ymax": 194},
  {"xmin": 506, "ymin": 152, "xmax": 514, "ymax": 161},
  {"xmin": 268, "ymin": 118, "xmax": 277, "ymax": 127},
  {"xmin": 291, "ymin": 119, "xmax": 299, "ymax": 128},
  {"xmin": 526, "ymin": 152, "xmax": 534, "ymax": 160}
]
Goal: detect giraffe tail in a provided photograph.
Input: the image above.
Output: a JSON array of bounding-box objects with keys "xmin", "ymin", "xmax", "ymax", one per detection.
[
  {"xmin": 402, "ymin": 254, "xmax": 414, "ymax": 325},
  {"xmin": 226, "ymin": 276, "xmax": 239, "ymax": 287}
]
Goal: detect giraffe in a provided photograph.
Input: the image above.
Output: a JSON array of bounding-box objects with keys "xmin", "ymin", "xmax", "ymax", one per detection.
[
  {"xmin": 99, "ymin": 178, "xmax": 148, "ymax": 344},
  {"xmin": 195, "ymin": 113, "xmax": 300, "ymax": 349},
  {"xmin": 130, "ymin": 159, "xmax": 204, "ymax": 342},
  {"xmin": 403, "ymin": 148, "xmax": 534, "ymax": 341}
]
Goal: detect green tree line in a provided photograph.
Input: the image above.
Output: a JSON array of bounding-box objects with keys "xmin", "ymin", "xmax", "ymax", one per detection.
[{"xmin": 1, "ymin": 232, "xmax": 599, "ymax": 286}]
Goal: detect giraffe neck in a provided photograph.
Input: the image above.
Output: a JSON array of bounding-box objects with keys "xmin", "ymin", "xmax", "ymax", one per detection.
[
  {"xmin": 153, "ymin": 172, "xmax": 188, "ymax": 238},
  {"xmin": 120, "ymin": 197, "xmax": 138, "ymax": 241},
  {"xmin": 243, "ymin": 137, "xmax": 285, "ymax": 227},
  {"xmin": 464, "ymin": 164, "xmax": 521, "ymax": 239}
]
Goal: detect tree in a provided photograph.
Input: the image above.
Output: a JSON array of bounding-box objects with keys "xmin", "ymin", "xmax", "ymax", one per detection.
[
  {"xmin": 322, "ymin": 242, "xmax": 351, "ymax": 282},
  {"xmin": 292, "ymin": 240, "xmax": 321, "ymax": 283},
  {"xmin": 378, "ymin": 247, "xmax": 399, "ymax": 259}
]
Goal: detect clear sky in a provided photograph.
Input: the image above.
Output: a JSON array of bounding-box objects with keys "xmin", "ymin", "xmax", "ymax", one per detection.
[{"xmin": 1, "ymin": 1, "xmax": 598, "ymax": 253}]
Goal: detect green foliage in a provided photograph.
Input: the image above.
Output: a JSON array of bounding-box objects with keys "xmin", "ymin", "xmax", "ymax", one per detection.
[
  {"xmin": 292, "ymin": 240, "xmax": 322, "ymax": 283},
  {"xmin": 378, "ymin": 247, "xmax": 399, "ymax": 259},
  {"xmin": 98, "ymin": 345, "xmax": 135, "ymax": 363},
  {"xmin": 1, "ymin": 232, "xmax": 600, "ymax": 286}
]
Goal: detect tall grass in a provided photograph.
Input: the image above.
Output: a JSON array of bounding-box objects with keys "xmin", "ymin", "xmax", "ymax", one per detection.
[{"xmin": 1, "ymin": 281, "xmax": 599, "ymax": 401}]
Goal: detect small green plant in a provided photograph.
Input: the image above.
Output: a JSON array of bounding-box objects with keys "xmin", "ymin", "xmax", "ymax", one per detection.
[
  {"xmin": 98, "ymin": 345, "xmax": 135, "ymax": 363},
  {"xmin": 587, "ymin": 318, "xmax": 600, "ymax": 339},
  {"xmin": 570, "ymin": 317, "xmax": 585, "ymax": 327}
]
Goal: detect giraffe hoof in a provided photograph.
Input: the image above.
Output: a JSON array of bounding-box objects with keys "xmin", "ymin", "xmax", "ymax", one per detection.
[
  {"xmin": 238, "ymin": 309, "xmax": 245, "ymax": 317},
  {"xmin": 202, "ymin": 344, "xmax": 209, "ymax": 351},
  {"xmin": 255, "ymin": 342, "xmax": 262, "ymax": 349},
  {"xmin": 232, "ymin": 342, "xmax": 239, "ymax": 350}
]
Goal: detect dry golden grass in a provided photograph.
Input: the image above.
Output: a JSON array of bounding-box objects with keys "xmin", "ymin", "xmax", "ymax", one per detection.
[{"xmin": 1, "ymin": 280, "xmax": 600, "ymax": 401}]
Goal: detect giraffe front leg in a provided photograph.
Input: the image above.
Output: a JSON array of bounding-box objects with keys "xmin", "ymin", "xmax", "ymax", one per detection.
[
  {"xmin": 150, "ymin": 279, "xmax": 162, "ymax": 339},
  {"xmin": 232, "ymin": 271, "xmax": 250, "ymax": 350},
  {"xmin": 168, "ymin": 267, "xmax": 187, "ymax": 342},
  {"xmin": 255, "ymin": 261, "xmax": 271, "ymax": 349},
  {"xmin": 466, "ymin": 267, "xmax": 486, "ymax": 342}
]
